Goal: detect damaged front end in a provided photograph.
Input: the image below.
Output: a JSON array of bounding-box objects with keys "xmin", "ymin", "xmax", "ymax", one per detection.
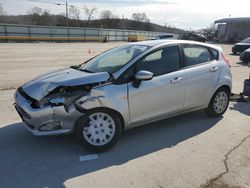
[{"xmin": 14, "ymin": 68, "xmax": 111, "ymax": 136}]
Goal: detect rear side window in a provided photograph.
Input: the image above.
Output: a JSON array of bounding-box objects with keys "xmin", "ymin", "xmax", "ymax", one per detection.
[{"xmin": 183, "ymin": 44, "xmax": 212, "ymax": 67}]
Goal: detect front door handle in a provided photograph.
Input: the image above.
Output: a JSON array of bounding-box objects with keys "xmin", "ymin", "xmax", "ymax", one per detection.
[
  {"xmin": 170, "ymin": 77, "xmax": 182, "ymax": 84},
  {"xmin": 210, "ymin": 66, "xmax": 218, "ymax": 72}
]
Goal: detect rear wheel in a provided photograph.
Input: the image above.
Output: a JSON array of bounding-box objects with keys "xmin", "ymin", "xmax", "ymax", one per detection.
[
  {"xmin": 75, "ymin": 109, "xmax": 122, "ymax": 152},
  {"xmin": 205, "ymin": 87, "xmax": 230, "ymax": 117}
]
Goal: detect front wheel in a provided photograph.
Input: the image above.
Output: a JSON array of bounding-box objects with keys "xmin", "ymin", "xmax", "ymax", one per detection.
[
  {"xmin": 205, "ymin": 88, "xmax": 230, "ymax": 117},
  {"xmin": 75, "ymin": 109, "xmax": 122, "ymax": 152}
]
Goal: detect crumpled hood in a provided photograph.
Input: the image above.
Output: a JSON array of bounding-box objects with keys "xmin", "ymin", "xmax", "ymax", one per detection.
[{"xmin": 22, "ymin": 68, "xmax": 110, "ymax": 100}]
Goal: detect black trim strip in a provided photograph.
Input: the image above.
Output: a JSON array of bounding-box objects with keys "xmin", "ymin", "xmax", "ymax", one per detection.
[
  {"xmin": 74, "ymin": 103, "xmax": 87, "ymax": 113},
  {"xmin": 18, "ymin": 87, "xmax": 37, "ymax": 103}
]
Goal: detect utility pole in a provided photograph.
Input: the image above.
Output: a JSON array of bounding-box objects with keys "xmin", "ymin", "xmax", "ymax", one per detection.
[
  {"xmin": 66, "ymin": 1, "xmax": 69, "ymax": 27},
  {"xmin": 29, "ymin": 0, "xmax": 69, "ymax": 27}
]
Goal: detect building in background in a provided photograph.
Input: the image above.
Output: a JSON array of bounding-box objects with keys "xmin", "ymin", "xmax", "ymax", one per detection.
[{"xmin": 214, "ymin": 17, "xmax": 250, "ymax": 43}]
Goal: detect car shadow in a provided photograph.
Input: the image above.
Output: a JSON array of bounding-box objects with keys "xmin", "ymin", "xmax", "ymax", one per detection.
[
  {"xmin": 229, "ymin": 100, "xmax": 250, "ymax": 116},
  {"xmin": 0, "ymin": 111, "xmax": 222, "ymax": 188},
  {"xmin": 236, "ymin": 61, "xmax": 249, "ymax": 67},
  {"xmin": 229, "ymin": 53, "xmax": 239, "ymax": 56}
]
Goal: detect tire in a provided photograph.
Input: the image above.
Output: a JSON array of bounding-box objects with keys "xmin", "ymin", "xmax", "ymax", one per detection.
[
  {"xmin": 75, "ymin": 109, "xmax": 122, "ymax": 152},
  {"xmin": 205, "ymin": 87, "xmax": 230, "ymax": 117}
]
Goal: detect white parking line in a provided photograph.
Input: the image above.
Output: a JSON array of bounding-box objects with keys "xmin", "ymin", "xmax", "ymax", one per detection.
[{"xmin": 79, "ymin": 154, "xmax": 98, "ymax": 162}]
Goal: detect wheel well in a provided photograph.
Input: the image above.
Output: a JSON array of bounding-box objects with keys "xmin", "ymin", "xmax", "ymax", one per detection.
[
  {"xmin": 74, "ymin": 107, "xmax": 125, "ymax": 132},
  {"xmin": 105, "ymin": 108, "xmax": 125, "ymax": 131},
  {"xmin": 218, "ymin": 85, "xmax": 231, "ymax": 94}
]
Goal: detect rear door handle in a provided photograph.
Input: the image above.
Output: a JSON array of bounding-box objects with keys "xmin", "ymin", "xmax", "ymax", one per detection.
[
  {"xmin": 210, "ymin": 67, "xmax": 218, "ymax": 72},
  {"xmin": 170, "ymin": 77, "xmax": 182, "ymax": 84}
]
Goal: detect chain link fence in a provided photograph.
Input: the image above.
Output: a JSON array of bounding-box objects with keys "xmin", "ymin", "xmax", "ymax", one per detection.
[{"xmin": 0, "ymin": 23, "xmax": 174, "ymax": 42}]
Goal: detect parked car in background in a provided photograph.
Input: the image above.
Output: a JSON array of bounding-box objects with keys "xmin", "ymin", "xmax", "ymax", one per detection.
[
  {"xmin": 232, "ymin": 37, "xmax": 250, "ymax": 54},
  {"xmin": 14, "ymin": 40, "xmax": 232, "ymax": 152},
  {"xmin": 179, "ymin": 32, "xmax": 207, "ymax": 42},
  {"xmin": 156, "ymin": 34, "xmax": 174, "ymax": 39},
  {"xmin": 240, "ymin": 48, "xmax": 250, "ymax": 62},
  {"xmin": 151, "ymin": 34, "xmax": 175, "ymax": 40}
]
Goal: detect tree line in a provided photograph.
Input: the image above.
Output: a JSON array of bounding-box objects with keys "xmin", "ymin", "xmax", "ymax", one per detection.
[{"xmin": 0, "ymin": 3, "xmax": 184, "ymax": 34}]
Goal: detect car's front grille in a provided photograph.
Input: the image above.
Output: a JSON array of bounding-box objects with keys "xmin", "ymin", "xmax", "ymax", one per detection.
[{"xmin": 15, "ymin": 104, "xmax": 31, "ymax": 120}]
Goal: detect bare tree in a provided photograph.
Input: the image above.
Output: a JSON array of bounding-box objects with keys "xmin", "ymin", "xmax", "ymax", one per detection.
[
  {"xmin": 100, "ymin": 10, "xmax": 114, "ymax": 28},
  {"xmin": 131, "ymin": 12, "xmax": 148, "ymax": 23},
  {"xmin": 69, "ymin": 6, "xmax": 81, "ymax": 26},
  {"xmin": 131, "ymin": 12, "xmax": 149, "ymax": 30},
  {"xmin": 84, "ymin": 6, "xmax": 97, "ymax": 27},
  {"xmin": 0, "ymin": 3, "xmax": 6, "ymax": 16},
  {"xmin": 0, "ymin": 3, "xmax": 6, "ymax": 22},
  {"xmin": 41, "ymin": 10, "xmax": 51, "ymax": 25},
  {"xmin": 28, "ymin": 6, "xmax": 42, "ymax": 24},
  {"xmin": 27, "ymin": 7, "xmax": 52, "ymax": 25},
  {"xmin": 28, "ymin": 6, "xmax": 43, "ymax": 15},
  {"xmin": 100, "ymin": 10, "xmax": 113, "ymax": 20}
]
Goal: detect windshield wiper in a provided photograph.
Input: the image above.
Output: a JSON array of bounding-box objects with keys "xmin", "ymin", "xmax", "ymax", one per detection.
[
  {"xmin": 70, "ymin": 65, "xmax": 80, "ymax": 70},
  {"xmin": 80, "ymin": 69, "xmax": 95, "ymax": 73},
  {"xmin": 108, "ymin": 72, "xmax": 114, "ymax": 80},
  {"xmin": 71, "ymin": 66, "xmax": 95, "ymax": 73}
]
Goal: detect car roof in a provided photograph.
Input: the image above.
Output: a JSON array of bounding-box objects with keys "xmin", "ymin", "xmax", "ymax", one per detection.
[{"xmin": 130, "ymin": 40, "xmax": 222, "ymax": 51}]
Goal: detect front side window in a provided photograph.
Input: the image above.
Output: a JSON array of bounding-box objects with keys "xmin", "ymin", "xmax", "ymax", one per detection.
[
  {"xmin": 80, "ymin": 45, "xmax": 150, "ymax": 74},
  {"xmin": 137, "ymin": 46, "xmax": 180, "ymax": 76},
  {"xmin": 183, "ymin": 44, "xmax": 212, "ymax": 67}
]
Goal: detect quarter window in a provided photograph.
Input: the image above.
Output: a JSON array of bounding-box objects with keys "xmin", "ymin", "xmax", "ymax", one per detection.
[
  {"xmin": 137, "ymin": 46, "xmax": 180, "ymax": 76},
  {"xmin": 210, "ymin": 48, "xmax": 219, "ymax": 60},
  {"xmin": 183, "ymin": 44, "xmax": 212, "ymax": 67}
]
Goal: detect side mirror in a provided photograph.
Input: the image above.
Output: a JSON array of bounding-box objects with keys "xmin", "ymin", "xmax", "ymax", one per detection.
[
  {"xmin": 133, "ymin": 70, "xmax": 153, "ymax": 88},
  {"xmin": 135, "ymin": 70, "xmax": 153, "ymax": 81}
]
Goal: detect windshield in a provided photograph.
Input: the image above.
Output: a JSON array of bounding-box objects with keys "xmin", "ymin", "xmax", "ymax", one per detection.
[
  {"xmin": 240, "ymin": 38, "xmax": 250, "ymax": 43},
  {"xmin": 80, "ymin": 44, "xmax": 150, "ymax": 74}
]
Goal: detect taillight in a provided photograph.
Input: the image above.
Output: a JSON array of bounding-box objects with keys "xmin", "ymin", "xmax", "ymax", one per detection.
[{"xmin": 221, "ymin": 52, "xmax": 231, "ymax": 68}]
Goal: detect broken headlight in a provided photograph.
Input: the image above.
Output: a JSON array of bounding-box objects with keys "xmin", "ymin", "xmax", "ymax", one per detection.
[{"xmin": 41, "ymin": 86, "xmax": 90, "ymax": 108}]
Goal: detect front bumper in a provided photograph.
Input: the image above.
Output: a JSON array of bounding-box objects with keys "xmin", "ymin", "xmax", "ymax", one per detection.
[
  {"xmin": 232, "ymin": 46, "xmax": 236, "ymax": 53},
  {"xmin": 14, "ymin": 89, "xmax": 83, "ymax": 136},
  {"xmin": 20, "ymin": 121, "xmax": 72, "ymax": 136}
]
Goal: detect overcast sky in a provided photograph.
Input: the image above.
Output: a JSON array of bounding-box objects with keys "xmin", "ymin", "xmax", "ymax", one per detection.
[{"xmin": 1, "ymin": 0, "xmax": 250, "ymax": 30}]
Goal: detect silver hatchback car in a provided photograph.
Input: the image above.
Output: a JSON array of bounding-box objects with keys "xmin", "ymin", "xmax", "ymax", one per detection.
[{"xmin": 14, "ymin": 40, "xmax": 232, "ymax": 151}]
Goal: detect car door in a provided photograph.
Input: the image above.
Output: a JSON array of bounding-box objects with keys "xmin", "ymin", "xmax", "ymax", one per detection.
[
  {"xmin": 182, "ymin": 44, "xmax": 221, "ymax": 110},
  {"xmin": 127, "ymin": 45, "xmax": 187, "ymax": 125}
]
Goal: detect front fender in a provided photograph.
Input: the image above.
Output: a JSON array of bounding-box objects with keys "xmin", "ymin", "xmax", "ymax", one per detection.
[{"xmin": 75, "ymin": 83, "xmax": 130, "ymax": 127}]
